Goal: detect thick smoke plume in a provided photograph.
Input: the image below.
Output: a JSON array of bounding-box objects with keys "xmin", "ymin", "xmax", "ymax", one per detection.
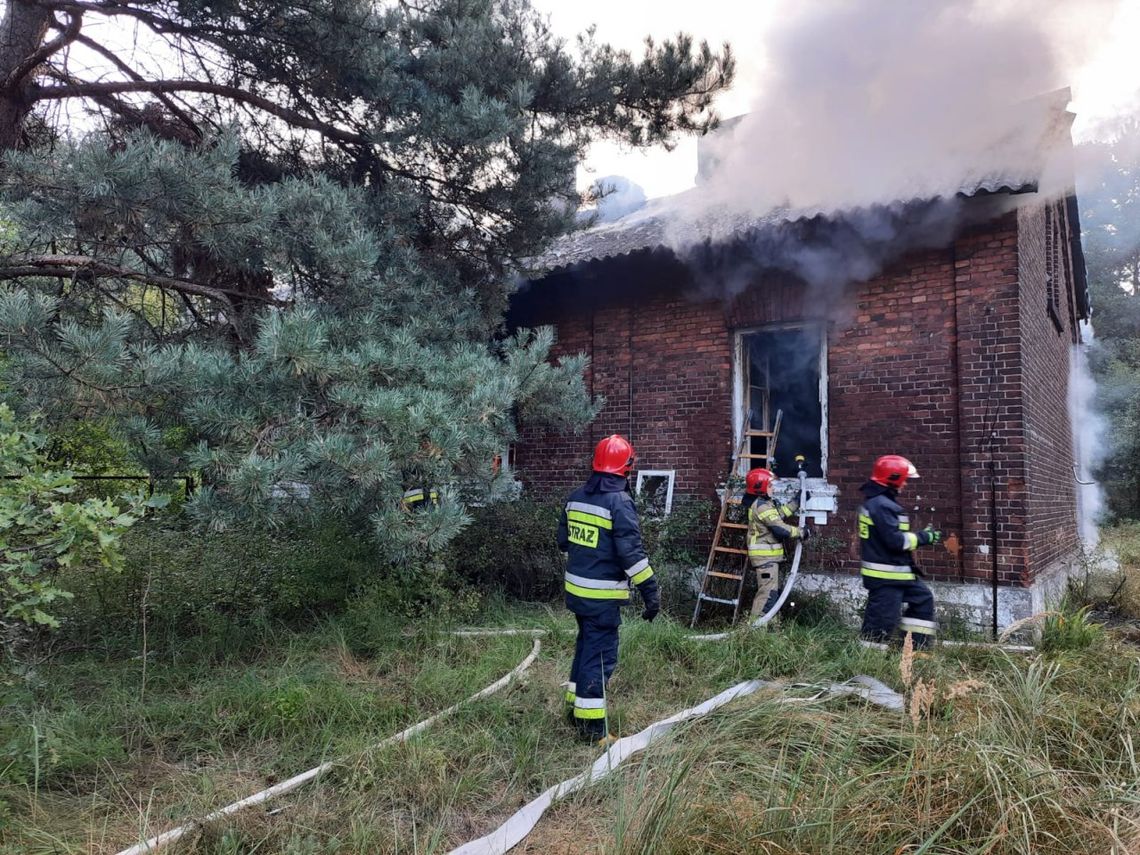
[
  {"xmin": 696, "ymin": 0, "xmax": 1118, "ymax": 219},
  {"xmin": 1070, "ymin": 323, "xmax": 1108, "ymax": 545},
  {"xmin": 651, "ymin": 0, "xmax": 1121, "ymax": 301}
]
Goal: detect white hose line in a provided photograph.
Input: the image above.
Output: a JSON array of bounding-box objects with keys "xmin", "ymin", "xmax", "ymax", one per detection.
[
  {"xmin": 858, "ymin": 639, "xmax": 1036, "ymax": 654},
  {"xmin": 452, "ymin": 628, "xmax": 549, "ymax": 637},
  {"xmin": 448, "ymin": 673, "xmax": 904, "ymax": 855},
  {"xmin": 115, "ymin": 638, "xmax": 542, "ymax": 855}
]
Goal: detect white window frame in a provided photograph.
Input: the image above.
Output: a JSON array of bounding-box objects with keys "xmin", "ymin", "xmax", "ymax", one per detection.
[
  {"xmin": 636, "ymin": 469, "xmax": 676, "ymax": 515},
  {"xmin": 731, "ymin": 322, "xmax": 829, "ymax": 478}
]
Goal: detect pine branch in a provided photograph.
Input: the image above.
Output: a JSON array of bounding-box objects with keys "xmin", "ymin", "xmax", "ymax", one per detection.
[
  {"xmin": 0, "ymin": 255, "xmax": 285, "ymax": 307},
  {"xmin": 2, "ymin": 9, "xmax": 82, "ymax": 92},
  {"xmin": 68, "ymin": 31, "xmax": 203, "ymax": 140},
  {"xmin": 28, "ymin": 78, "xmax": 372, "ymax": 147}
]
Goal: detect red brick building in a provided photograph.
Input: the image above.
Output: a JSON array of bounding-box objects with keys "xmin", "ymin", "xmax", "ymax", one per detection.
[{"xmin": 511, "ymin": 98, "xmax": 1091, "ymax": 630}]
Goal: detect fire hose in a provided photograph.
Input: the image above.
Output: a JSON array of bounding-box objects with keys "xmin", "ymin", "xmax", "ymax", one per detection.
[
  {"xmin": 447, "ymin": 675, "xmax": 904, "ymax": 855},
  {"xmin": 114, "ymin": 636, "xmax": 542, "ymax": 855}
]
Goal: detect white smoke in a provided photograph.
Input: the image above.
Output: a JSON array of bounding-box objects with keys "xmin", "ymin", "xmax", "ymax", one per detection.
[
  {"xmin": 1070, "ymin": 321, "xmax": 1108, "ymax": 545},
  {"xmin": 692, "ymin": 0, "xmax": 1121, "ymax": 220}
]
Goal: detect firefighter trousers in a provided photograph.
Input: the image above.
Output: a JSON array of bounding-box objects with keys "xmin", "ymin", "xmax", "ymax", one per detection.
[
  {"xmin": 861, "ymin": 576, "xmax": 938, "ymax": 648},
  {"xmin": 567, "ymin": 608, "xmax": 621, "ymax": 738},
  {"xmin": 750, "ymin": 561, "xmax": 782, "ymax": 619}
]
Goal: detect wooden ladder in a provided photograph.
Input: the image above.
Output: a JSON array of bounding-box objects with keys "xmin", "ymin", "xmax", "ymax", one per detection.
[{"xmin": 690, "ymin": 409, "xmax": 782, "ymax": 627}]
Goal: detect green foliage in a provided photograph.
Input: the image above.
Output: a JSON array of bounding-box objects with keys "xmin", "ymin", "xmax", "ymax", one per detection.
[
  {"xmin": 447, "ymin": 497, "xmax": 563, "ymax": 601},
  {"xmin": 0, "ymin": 0, "xmax": 733, "ymax": 563},
  {"xmin": 55, "ymin": 513, "xmax": 384, "ymax": 647},
  {"xmin": 42, "ymin": 419, "xmax": 135, "ymax": 476},
  {"xmin": 637, "ymin": 495, "xmax": 717, "ymax": 566},
  {"xmin": 1103, "ymin": 522, "xmax": 1140, "ymax": 618},
  {"xmin": 782, "ymin": 590, "xmax": 845, "ymax": 627},
  {"xmin": 446, "ymin": 492, "xmax": 715, "ymax": 609},
  {"xmin": 1040, "ymin": 603, "xmax": 1105, "ymax": 654},
  {"xmin": 0, "ymin": 405, "xmax": 153, "ymax": 636}
]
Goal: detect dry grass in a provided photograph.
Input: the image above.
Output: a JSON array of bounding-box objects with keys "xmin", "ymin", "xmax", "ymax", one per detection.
[{"xmin": 4, "ymin": 583, "xmax": 1140, "ymax": 853}]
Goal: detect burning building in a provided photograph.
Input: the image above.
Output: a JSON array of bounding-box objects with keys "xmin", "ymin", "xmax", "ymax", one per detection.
[{"xmin": 509, "ymin": 89, "xmax": 1092, "ymax": 632}]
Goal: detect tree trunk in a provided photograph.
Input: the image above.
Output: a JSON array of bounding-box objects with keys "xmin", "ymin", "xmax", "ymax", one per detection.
[{"xmin": 0, "ymin": 1, "xmax": 52, "ymax": 151}]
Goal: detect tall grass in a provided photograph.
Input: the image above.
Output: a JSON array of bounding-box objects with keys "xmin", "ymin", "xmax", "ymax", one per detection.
[
  {"xmin": 582, "ymin": 635, "xmax": 1140, "ymax": 855},
  {"xmin": 4, "ymin": 598, "xmax": 1140, "ymax": 853}
]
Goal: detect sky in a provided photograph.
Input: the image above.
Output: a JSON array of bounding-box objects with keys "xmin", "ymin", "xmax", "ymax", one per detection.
[{"xmin": 534, "ymin": 0, "xmax": 1140, "ymax": 199}]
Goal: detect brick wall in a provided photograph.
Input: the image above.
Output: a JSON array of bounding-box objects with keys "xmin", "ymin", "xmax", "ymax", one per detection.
[
  {"xmin": 514, "ymin": 204, "xmax": 1083, "ymax": 588},
  {"xmin": 515, "ymin": 257, "xmax": 735, "ymax": 500},
  {"xmin": 1018, "ymin": 201, "xmax": 1081, "ymax": 573},
  {"xmin": 951, "ymin": 214, "xmax": 1031, "ymax": 587}
]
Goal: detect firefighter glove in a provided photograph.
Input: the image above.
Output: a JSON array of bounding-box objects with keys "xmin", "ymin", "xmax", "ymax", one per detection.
[
  {"xmin": 800, "ymin": 524, "xmax": 812, "ymax": 543},
  {"xmin": 641, "ymin": 586, "xmax": 661, "ymax": 622},
  {"xmin": 917, "ymin": 526, "xmax": 942, "ymax": 546}
]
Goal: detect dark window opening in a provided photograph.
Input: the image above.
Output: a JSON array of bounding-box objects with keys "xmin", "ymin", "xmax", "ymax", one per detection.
[
  {"xmin": 744, "ymin": 326, "xmax": 825, "ymax": 479},
  {"xmin": 1045, "ymin": 204, "xmax": 1064, "ymax": 333}
]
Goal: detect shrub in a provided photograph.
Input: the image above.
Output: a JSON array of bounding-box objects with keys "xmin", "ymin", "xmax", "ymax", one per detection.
[
  {"xmin": 782, "ymin": 591, "xmax": 845, "ymax": 627},
  {"xmin": 0, "ymin": 405, "xmax": 154, "ymax": 649},
  {"xmin": 1040, "ymin": 603, "xmax": 1105, "ymax": 653},
  {"xmin": 54, "ymin": 513, "xmax": 384, "ymax": 646},
  {"xmin": 447, "ymin": 497, "xmax": 563, "ymax": 601},
  {"xmin": 637, "ymin": 495, "xmax": 717, "ymax": 567}
]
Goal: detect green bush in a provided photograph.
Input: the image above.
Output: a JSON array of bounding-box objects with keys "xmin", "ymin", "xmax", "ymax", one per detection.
[
  {"xmin": 447, "ymin": 498, "xmax": 563, "ymax": 601},
  {"xmin": 782, "ymin": 591, "xmax": 845, "ymax": 627},
  {"xmin": 54, "ymin": 513, "xmax": 384, "ymax": 646},
  {"xmin": 450, "ymin": 493, "xmax": 716, "ymax": 606},
  {"xmin": 0, "ymin": 405, "xmax": 154, "ymax": 642},
  {"xmin": 637, "ymin": 495, "xmax": 717, "ymax": 566}
]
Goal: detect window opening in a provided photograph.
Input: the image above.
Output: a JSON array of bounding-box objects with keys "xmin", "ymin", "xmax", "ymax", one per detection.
[
  {"xmin": 636, "ymin": 470, "xmax": 675, "ymax": 516},
  {"xmin": 1046, "ymin": 204, "xmax": 1064, "ymax": 333},
  {"xmin": 743, "ymin": 326, "xmax": 825, "ymax": 478}
]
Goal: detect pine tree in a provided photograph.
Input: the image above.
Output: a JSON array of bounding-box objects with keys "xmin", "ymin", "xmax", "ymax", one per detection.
[{"xmin": 0, "ymin": 1, "xmax": 733, "ymax": 560}]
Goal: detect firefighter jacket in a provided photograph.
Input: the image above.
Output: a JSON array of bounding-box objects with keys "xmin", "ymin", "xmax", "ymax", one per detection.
[
  {"xmin": 746, "ymin": 495, "xmax": 801, "ymax": 566},
  {"xmin": 558, "ymin": 473, "xmax": 659, "ymax": 617},
  {"xmin": 858, "ymin": 481, "xmax": 921, "ymax": 581},
  {"xmin": 401, "ymin": 486, "xmax": 439, "ymax": 511}
]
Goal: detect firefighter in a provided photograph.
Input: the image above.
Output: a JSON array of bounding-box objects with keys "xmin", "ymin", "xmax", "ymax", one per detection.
[
  {"xmin": 743, "ymin": 468, "xmax": 806, "ymax": 619},
  {"xmin": 558, "ymin": 434, "xmax": 661, "ymax": 745},
  {"xmin": 858, "ymin": 455, "xmax": 942, "ymax": 648},
  {"xmin": 400, "ymin": 485, "xmax": 439, "ymax": 511}
]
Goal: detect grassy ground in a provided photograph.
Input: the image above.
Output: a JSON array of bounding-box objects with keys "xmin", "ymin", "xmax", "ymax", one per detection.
[{"xmin": 2, "ymin": 538, "xmax": 1140, "ymax": 854}]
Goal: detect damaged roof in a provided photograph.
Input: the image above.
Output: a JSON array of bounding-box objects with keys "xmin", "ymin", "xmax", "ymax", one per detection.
[
  {"xmin": 527, "ymin": 89, "xmax": 1077, "ymax": 277},
  {"xmin": 529, "ymin": 175, "xmax": 1040, "ymax": 273}
]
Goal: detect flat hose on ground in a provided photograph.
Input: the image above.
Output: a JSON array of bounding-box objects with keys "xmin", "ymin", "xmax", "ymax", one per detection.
[
  {"xmin": 447, "ymin": 675, "xmax": 904, "ymax": 855},
  {"xmin": 114, "ymin": 636, "xmax": 542, "ymax": 855}
]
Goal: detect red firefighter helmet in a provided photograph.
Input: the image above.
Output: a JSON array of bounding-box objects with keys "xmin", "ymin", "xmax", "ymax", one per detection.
[
  {"xmin": 745, "ymin": 467, "xmax": 774, "ymax": 496},
  {"xmin": 592, "ymin": 434, "xmax": 636, "ymax": 476},
  {"xmin": 871, "ymin": 455, "xmax": 919, "ymax": 490}
]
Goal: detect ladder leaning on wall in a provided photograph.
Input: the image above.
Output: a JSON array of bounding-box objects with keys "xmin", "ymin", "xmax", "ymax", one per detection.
[{"xmin": 689, "ymin": 407, "xmax": 783, "ymax": 628}]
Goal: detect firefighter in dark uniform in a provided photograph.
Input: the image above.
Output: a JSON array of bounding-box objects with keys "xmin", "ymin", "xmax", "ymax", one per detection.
[
  {"xmin": 743, "ymin": 467, "xmax": 806, "ymax": 618},
  {"xmin": 558, "ymin": 434, "xmax": 661, "ymax": 745},
  {"xmin": 858, "ymin": 455, "xmax": 942, "ymax": 647},
  {"xmin": 400, "ymin": 485, "xmax": 439, "ymax": 511}
]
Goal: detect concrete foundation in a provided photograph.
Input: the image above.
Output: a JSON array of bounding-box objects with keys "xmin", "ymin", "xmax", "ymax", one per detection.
[{"xmin": 792, "ymin": 551, "xmax": 1086, "ymax": 634}]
